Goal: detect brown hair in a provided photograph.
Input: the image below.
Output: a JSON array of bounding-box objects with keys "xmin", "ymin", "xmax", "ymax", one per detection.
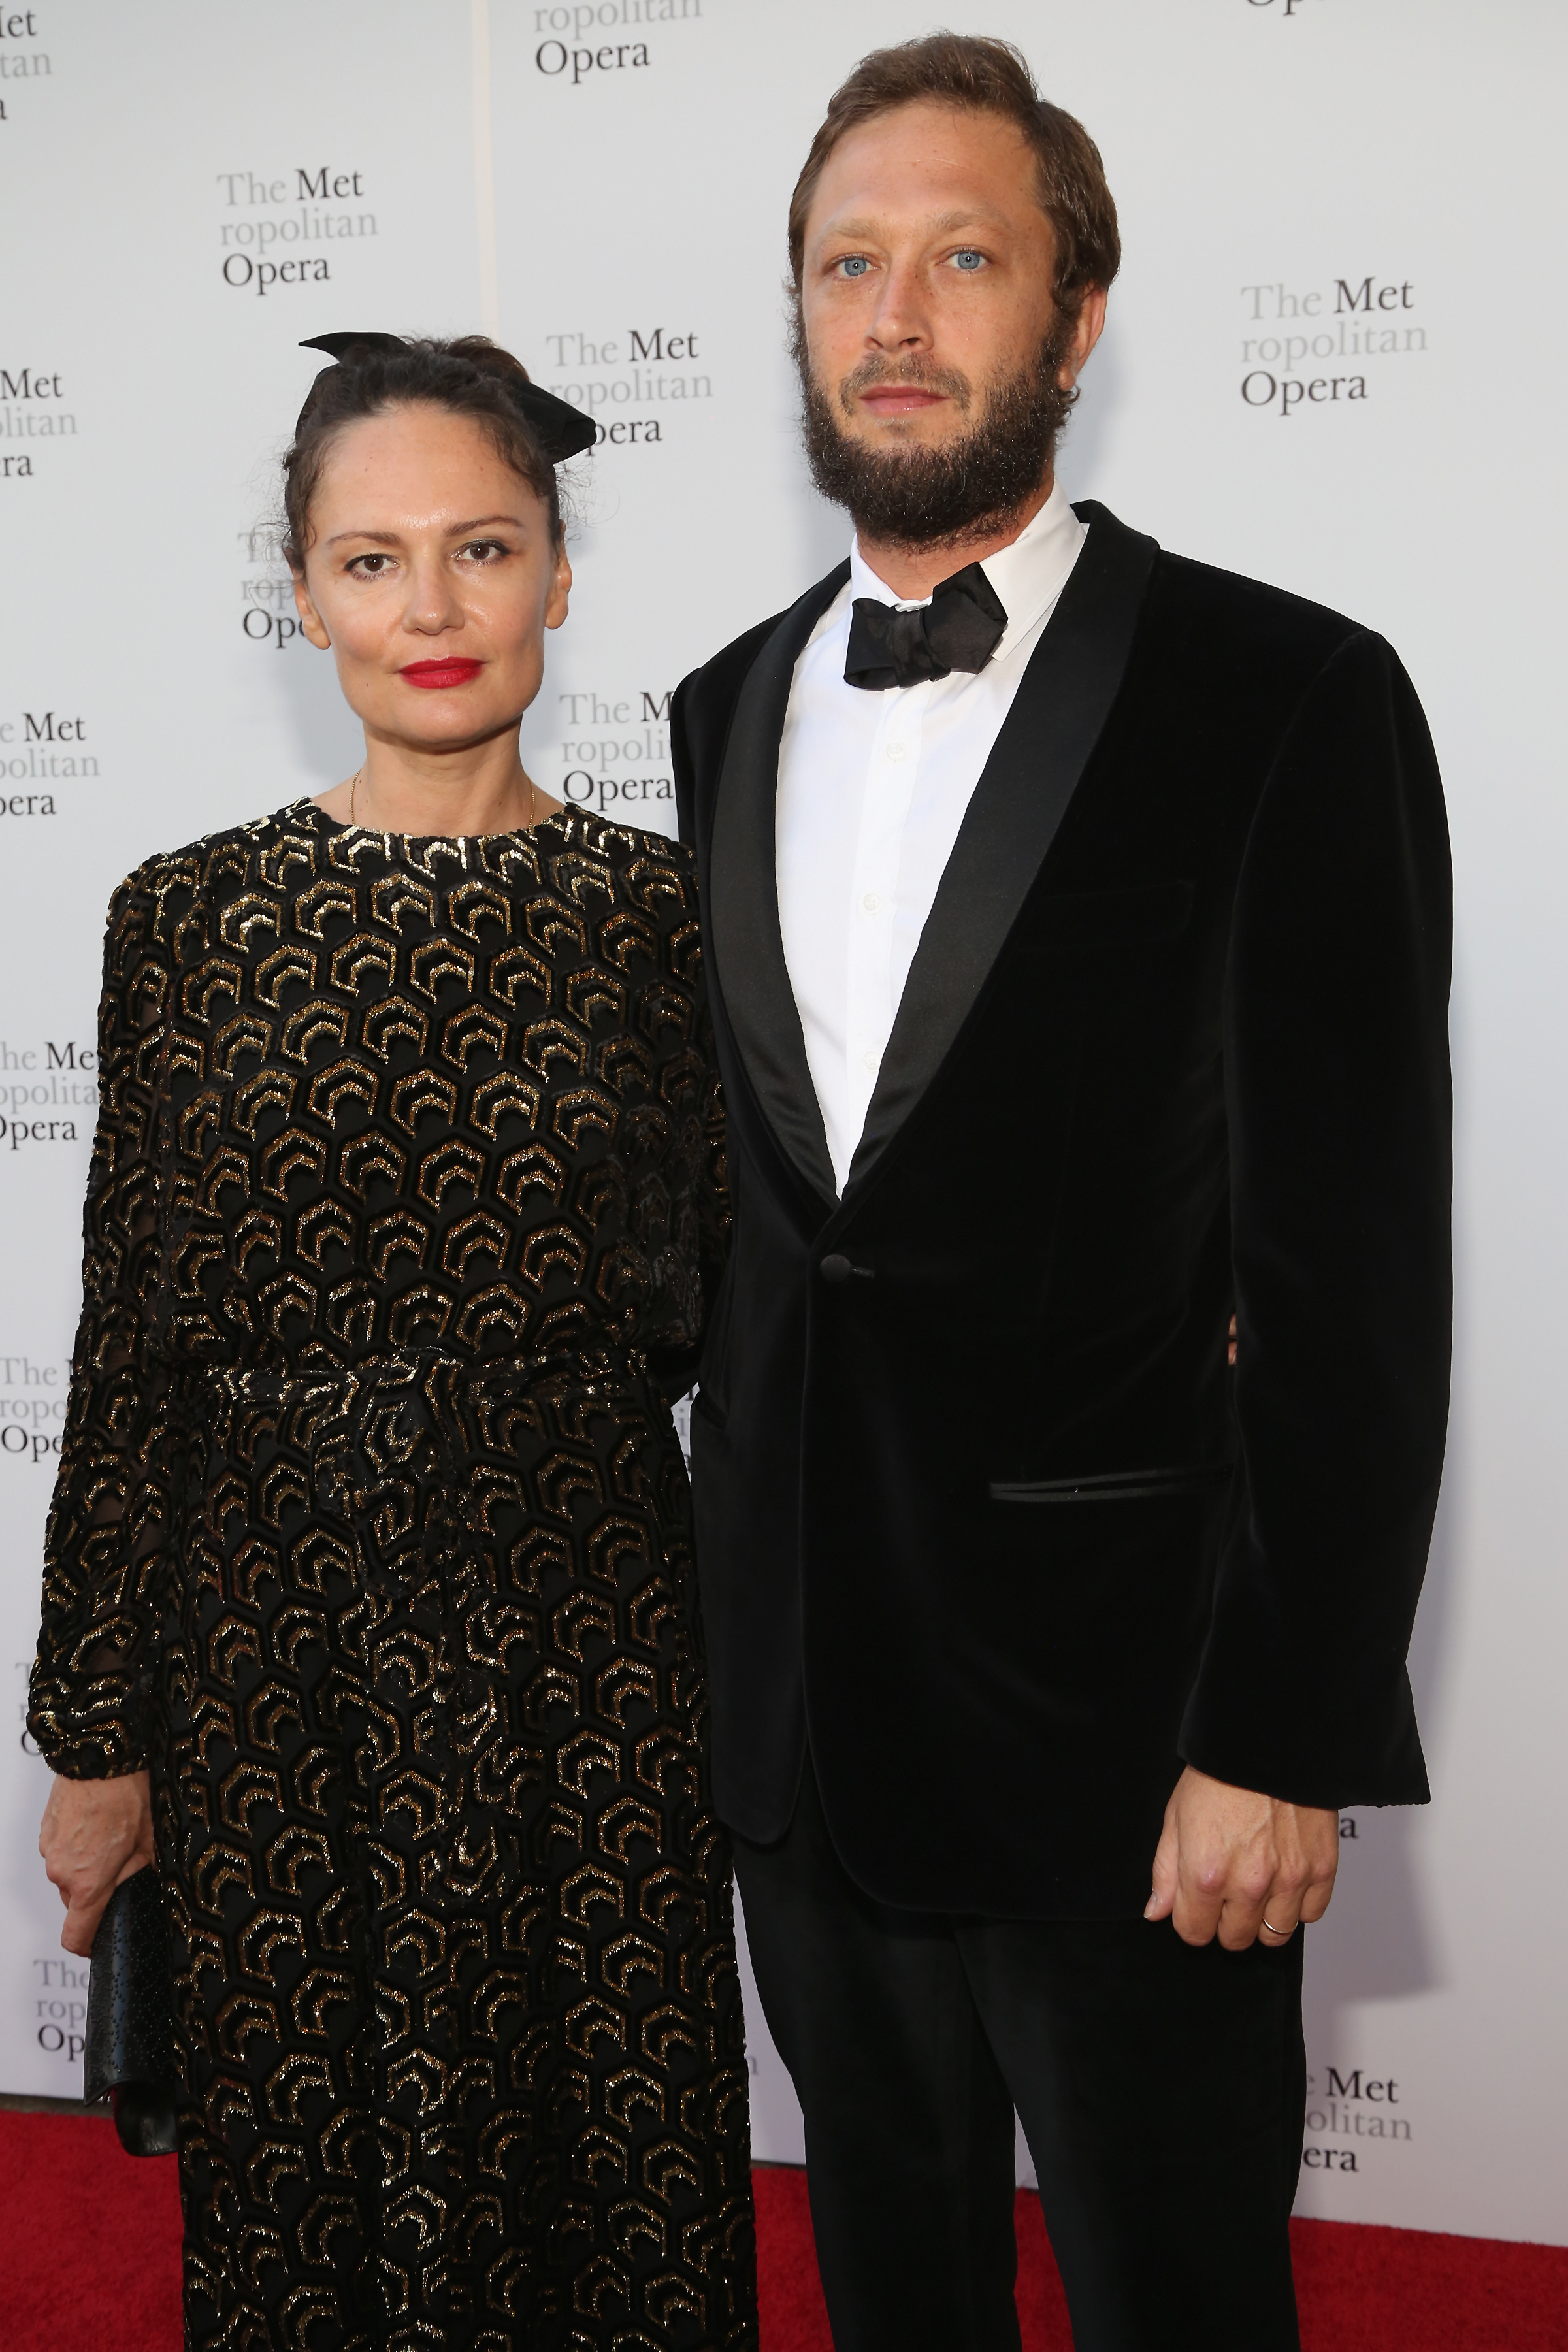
[
  {"xmin": 281, "ymin": 335, "xmax": 563, "ymax": 570},
  {"xmin": 787, "ymin": 33, "xmax": 1120, "ymax": 318}
]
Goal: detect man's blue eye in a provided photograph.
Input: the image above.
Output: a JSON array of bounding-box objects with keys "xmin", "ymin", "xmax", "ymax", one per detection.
[
  {"xmin": 953, "ymin": 250, "xmax": 985, "ymax": 271},
  {"xmin": 840, "ymin": 255, "xmax": 870, "ymax": 278}
]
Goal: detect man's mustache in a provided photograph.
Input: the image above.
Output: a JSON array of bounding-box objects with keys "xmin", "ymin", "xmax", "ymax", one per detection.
[{"xmin": 836, "ymin": 355, "xmax": 973, "ymax": 413}]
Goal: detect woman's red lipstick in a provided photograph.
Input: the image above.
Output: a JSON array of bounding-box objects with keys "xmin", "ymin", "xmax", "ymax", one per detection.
[{"xmin": 400, "ymin": 657, "xmax": 485, "ymax": 689}]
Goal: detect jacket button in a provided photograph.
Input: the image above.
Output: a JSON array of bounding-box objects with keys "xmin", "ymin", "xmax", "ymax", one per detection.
[{"xmin": 819, "ymin": 1254, "xmax": 853, "ymax": 1284}]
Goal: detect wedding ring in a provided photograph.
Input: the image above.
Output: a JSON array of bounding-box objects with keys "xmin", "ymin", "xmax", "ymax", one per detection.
[{"xmin": 1261, "ymin": 1916, "xmax": 1294, "ymax": 1937}]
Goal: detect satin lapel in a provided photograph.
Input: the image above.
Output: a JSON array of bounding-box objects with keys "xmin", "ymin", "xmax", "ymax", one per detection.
[
  {"xmin": 709, "ymin": 561, "xmax": 849, "ymax": 1210},
  {"xmin": 847, "ymin": 502, "xmax": 1158, "ymax": 1191}
]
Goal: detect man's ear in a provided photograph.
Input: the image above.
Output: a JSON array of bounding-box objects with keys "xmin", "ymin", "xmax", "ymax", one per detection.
[
  {"xmin": 1058, "ymin": 286, "xmax": 1109, "ymax": 389},
  {"xmin": 292, "ymin": 566, "xmax": 332, "ymax": 651}
]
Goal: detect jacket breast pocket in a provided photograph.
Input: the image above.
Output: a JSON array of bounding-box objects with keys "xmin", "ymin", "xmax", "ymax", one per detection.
[
  {"xmin": 990, "ymin": 1464, "xmax": 1232, "ymax": 1503},
  {"xmin": 1020, "ymin": 881, "xmax": 1195, "ymax": 956}
]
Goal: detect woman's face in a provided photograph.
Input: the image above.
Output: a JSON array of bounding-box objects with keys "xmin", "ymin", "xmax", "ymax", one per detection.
[{"xmin": 292, "ymin": 402, "xmax": 570, "ymax": 753}]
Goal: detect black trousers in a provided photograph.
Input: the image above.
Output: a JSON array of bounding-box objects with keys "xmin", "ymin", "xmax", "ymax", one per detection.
[{"xmin": 733, "ymin": 1761, "xmax": 1305, "ymax": 2352}]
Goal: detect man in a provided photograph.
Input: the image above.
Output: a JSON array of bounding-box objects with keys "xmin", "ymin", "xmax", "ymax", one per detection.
[{"xmin": 674, "ymin": 34, "xmax": 1450, "ymax": 2352}]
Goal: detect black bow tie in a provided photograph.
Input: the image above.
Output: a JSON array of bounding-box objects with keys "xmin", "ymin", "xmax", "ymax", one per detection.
[{"xmin": 843, "ymin": 561, "xmax": 1008, "ymax": 690}]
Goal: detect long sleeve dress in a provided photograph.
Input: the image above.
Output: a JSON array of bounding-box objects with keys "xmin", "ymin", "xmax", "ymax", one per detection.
[{"xmin": 27, "ymin": 799, "xmax": 755, "ymax": 2352}]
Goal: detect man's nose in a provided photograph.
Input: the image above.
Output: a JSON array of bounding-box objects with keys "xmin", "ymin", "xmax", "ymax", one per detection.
[{"xmin": 868, "ymin": 260, "xmax": 932, "ymax": 350}]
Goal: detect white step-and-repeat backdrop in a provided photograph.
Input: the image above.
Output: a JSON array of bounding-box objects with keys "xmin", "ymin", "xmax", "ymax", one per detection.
[{"xmin": 3, "ymin": 0, "xmax": 1564, "ymax": 2250}]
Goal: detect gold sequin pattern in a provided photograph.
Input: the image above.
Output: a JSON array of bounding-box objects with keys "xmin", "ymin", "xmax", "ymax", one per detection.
[{"xmin": 29, "ymin": 801, "xmax": 751, "ymax": 2349}]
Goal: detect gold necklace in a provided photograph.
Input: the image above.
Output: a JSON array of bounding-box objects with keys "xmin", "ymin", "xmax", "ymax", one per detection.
[{"xmin": 348, "ymin": 765, "xmax": 537, "ymax": 832}]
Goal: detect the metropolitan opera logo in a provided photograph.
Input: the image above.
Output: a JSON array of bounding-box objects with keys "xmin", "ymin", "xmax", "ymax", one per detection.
[
  {"xmin": 551, "ymin": 687, "xmax": 675, "ymax": 818},
  {"xmin": 1238, "ymin": 274, "xmax": 1426, "ymax": 417},
  {"xmin": 1303, "ymin": 2063, "xmax": 1413, "ymax": 2174},
  {"xmin": 544, "ymin": 324, "xmax": 710, "ymax": 448},
  {"xmin": 0, "ymin": 1036, "xmax": 95, "ymax": 1163},
  {"xmin": 0, "ymin": 7, "xmax": 50, "ymax": 121},
  {"xmin": 532, "ymin": 0, "xmax": 702, "ymax": 87},
  {"xmin": 0, "ymin": 1340, "xmax": 72, "ymax": 1464},
  {"xmin": 0, "ymin": 706, "xmax": 94, "ymax": 812},
  {"xmin": 237, "ymin": 527, "xmax": 303, "ymax": 653},
  {"xmin": 31, "ymin": 1954, "xmax": 88, "ymax": 2065},
  {"xmin": 0, "ymin": 365, "xmax": 74, "ymax": 480},
  {"xmin": 216, "ymin": 162, "xmax": 377, "ymax": 297}
]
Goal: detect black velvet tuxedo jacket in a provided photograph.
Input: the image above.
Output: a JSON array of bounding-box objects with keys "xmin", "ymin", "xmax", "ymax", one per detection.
[{"xmin": 672, "ymin": 501, "xmax": 1452, "ymax": 1919}]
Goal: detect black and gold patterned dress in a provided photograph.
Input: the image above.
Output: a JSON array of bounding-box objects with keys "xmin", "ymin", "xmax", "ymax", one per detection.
[{"xmin": 28, "ymin": 799, "xmax": 755, "ymax": 2352}]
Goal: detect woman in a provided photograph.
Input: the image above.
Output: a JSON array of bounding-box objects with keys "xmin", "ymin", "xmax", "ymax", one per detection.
[{"xmin": 31, "ymin": 333, "xmax": 755, "ymax": 2351}]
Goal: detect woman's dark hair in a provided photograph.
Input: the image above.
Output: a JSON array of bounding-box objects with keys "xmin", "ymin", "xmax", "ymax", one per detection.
[
  {"xmin": 281, "ymin": 335, "xmax": 563, "ymax": 570},
  {"xmin": 788, "ymin": 34, "xmax": 1120, "ymax": 319}
]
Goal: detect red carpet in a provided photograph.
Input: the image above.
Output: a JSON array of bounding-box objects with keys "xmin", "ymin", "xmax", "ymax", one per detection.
[
  {"xmin": 3, "ymin": 2114, "xmax": 1564, "ymax": 2348},
  {"xmin": 753, "ymin": 2167, "xmax": 1568, "ymax": 2351},
  {"xmin": 1, "ymin": 2112, "xmax": 182, "ymax": 2352}
]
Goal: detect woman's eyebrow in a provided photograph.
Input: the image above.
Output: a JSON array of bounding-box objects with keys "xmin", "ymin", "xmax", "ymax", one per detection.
[{"xmin": 325, "ymin": 514, "xmax": 528, "ymax": 547}]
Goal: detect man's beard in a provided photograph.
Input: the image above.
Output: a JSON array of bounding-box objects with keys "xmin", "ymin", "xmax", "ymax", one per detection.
[{"xmin": 794, "ymin": 316, "xmax": 1077, "ymax": 551}]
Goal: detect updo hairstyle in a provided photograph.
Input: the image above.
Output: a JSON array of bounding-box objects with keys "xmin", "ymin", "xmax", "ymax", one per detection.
[{"xmin": 281, "ymin": 336, "xmax": 563, "ymax": 571}]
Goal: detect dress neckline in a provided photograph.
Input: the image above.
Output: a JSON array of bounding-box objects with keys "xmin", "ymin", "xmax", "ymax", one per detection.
[{"xmin": 295, "ymin": 794, "xmax": 573, "ymax": 849}]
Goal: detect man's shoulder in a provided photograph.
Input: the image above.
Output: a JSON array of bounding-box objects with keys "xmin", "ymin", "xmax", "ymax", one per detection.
[{"xmin": 1144, "ymin": 538, "xmax": 1375, "ymax": 675}]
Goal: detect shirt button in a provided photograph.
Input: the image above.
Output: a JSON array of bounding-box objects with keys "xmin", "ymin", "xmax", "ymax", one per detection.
[
  {"xmin": 862, "ymin": 892, "xmax": 881, "ymax": 913},
  {"xmin": 862, "ymin": 1051, "xmax": 877, "ymax": 1070},
  {"xmin": 885, "ymin": 741, "xmax": 907, "ymax": 761}
]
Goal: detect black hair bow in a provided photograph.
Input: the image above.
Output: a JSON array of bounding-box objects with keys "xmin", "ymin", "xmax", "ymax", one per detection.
[{"xmin": 297, "ymin": 332, "xmax": 598, "ymax": 463}]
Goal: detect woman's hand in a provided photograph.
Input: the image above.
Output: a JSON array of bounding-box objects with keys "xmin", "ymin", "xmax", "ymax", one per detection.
[{"xmin": 39, "ymin": 1771, "xmax": 154, "ymax": 1957}]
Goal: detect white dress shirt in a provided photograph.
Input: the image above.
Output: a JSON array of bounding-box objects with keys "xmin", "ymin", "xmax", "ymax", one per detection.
[{"xmin": 776, "ymin": 482, "xmax": 1088, "ymax": 1195}]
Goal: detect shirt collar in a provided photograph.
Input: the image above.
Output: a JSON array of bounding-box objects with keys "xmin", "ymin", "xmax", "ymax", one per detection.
[{"xmin": 848, "ymin": 480, "xmax": 1087, "ymax": 664}]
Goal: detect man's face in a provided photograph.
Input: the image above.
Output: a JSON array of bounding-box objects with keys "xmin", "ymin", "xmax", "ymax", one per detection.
[
  {"xmin": 798, "ymin": 99, "xmax": 1095, "ymax": 464},
  {"xmin": 789, "ymin": 102, "xmax": 1109, "ymax": 550}
]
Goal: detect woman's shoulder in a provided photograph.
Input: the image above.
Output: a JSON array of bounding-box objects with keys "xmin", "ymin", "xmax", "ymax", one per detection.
[
  {"xmin": 106, "ymin": 799, "xmax": 326, "ymax": 918},
  {"xmin": 550, "ymin": 806, "xmax": 694, "ymax": 875}
]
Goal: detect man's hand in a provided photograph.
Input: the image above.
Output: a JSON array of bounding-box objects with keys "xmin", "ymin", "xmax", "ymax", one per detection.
[
  {"xmin": 1145, "ymin": 1764, "xmax": 1338, "ymax": 1950},
  {"xmin": 39, "ymin": 1771, "xmax": 154, "ymax": 1957}
]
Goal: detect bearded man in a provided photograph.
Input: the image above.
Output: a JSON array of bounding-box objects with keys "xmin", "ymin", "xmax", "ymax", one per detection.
[{"xmin": 673, "ymin": 35, "xmax": 1451, "ymax": 2351}]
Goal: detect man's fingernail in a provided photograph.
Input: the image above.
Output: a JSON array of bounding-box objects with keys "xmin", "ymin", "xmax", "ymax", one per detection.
[{"xmin": 1143, "ymin": 1897, "xmax": 1158, "ymax": 1918}]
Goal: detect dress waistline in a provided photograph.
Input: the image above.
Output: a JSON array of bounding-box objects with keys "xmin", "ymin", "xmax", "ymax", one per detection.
[{"xmin": 188, "ymin": 1338, "xmax": 651, "ymax": 1406}]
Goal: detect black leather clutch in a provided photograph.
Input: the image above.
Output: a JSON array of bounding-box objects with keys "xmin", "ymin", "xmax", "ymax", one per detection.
[{"xmin": 84, "ymin": 1866, "xmax": 178, "ymax": 2156}]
